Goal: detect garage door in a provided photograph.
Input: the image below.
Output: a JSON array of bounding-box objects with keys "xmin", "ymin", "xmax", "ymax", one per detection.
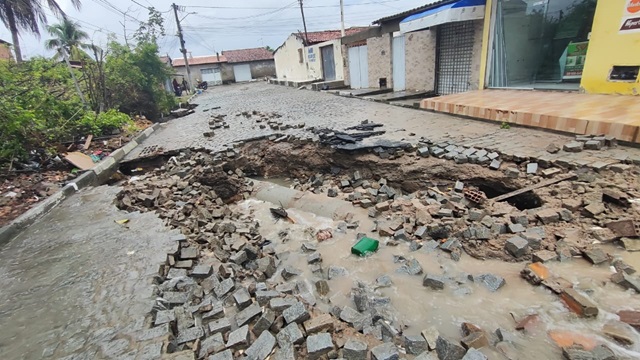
[
  {"xmin": 348, "ymin": 45, "xmax": 368, "ymax": 89},
  {"xmin": 392, "ymin": 35, "xmax": 406, "ymax": 91},
  {"xmin": 436, "ymin": 21, "xmax": 475, "ymax": 95},
  {"xmin": 201, "ymin": 67, "xmax": 222, "ymax": 85},
  {"xmin": 233, "ymin": 64, "xmax": 252, "ymax": 82}
]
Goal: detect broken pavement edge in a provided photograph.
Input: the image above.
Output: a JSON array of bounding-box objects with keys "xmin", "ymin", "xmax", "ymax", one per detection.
[{"xmin": 0, "ymin": 122, "xmax": 163, "ymax": 246}]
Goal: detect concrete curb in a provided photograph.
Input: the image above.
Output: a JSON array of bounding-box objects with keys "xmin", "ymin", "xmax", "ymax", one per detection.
[{"xmin": 0, "ymin": 123, "xmax": 162, "ymax": 246}]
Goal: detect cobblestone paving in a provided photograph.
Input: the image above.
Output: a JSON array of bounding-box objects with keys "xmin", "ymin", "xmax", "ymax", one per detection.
[{"xmin": 127, "ymin": 82, "xmax": 640, "ymax": 169}]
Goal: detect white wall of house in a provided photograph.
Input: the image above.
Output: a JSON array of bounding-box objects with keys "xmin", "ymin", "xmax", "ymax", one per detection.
[{"xmin": 274, "ymin": 35, "xmax": 345, "ymax": 82}]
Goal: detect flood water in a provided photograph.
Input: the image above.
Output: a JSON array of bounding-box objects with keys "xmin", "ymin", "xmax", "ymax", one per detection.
[{"xmin": 238, "ymin": 184, "xmax": 640, "ymax": 359}]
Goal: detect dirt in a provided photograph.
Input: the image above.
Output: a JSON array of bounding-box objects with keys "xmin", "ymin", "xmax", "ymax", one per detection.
[{"xmin": 197, "ymin": 170, "xmax": 245, "ymax": 203}]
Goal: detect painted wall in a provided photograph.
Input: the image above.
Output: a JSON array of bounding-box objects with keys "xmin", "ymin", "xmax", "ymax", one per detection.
[
  {"xmin": 581, "ymin": 0, "xmax": 640, "ymax": 95},
  {"xmin": 174, "ymin": 63, "xmax": 234, "ymax": 84},
  {"xmin": 242, "ymin": 60, "xmax": 276, "ymax": 78},
  {"xmin": 367, "ymin": 33, "xmax": 392, "ymax": 88},
  {"xmin": 405, "ymin": 29, "xmax": 436, "ymax": 91},
  {"xmin": 469, "ymin": 19, "xmax": 485, "ymax": 91},
  {"xmin": 274, "ymin": 35, "xmax": 345, "ymax": 81}
]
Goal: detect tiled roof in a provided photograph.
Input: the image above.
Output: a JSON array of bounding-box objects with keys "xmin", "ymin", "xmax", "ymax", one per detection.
[
  {"xmin": 294, "ymin": 27, "xmax": 370, "ymax": 44},
  {"xmin": 373, "ymin": 0, "xmax": 452, "ymax": 24},
  {"xmin": 222, "ymin": 47, "xmax": 274, "ymax": 63},
  {"xmin": 173, "ymin": 54, "xmax": 227, "ymax": 67}
]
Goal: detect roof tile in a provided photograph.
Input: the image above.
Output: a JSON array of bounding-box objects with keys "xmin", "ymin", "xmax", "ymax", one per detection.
[{"xmin": 222, "ymin": 47, "xmax": 274, "ymax": 63}]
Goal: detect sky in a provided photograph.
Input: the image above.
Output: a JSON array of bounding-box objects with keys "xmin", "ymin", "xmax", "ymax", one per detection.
[{"xmin": 0, "ymin": 0, "xmax": 436, "ymax": 59}]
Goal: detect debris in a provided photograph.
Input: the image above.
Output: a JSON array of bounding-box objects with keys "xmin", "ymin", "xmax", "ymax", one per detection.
[
  {"xmin": 351, "ymin": 237, "xmax": 379, "ymax": 256},
  {"xmin": 316, "ymin": 229, "xmax": 333, "ymax": 242},
  {"xmin": 64, "ymin": 151, "xmax": 95, "ymax": 170},
  {"xmin": 115, "ymin": 219, "xmax": 129, "ymax": 225},
  {"xmin": 491, "ymin": 173, "xmax": 575, "ymax": 203},
  {"xmin": 560, "ymin": 288, "xmax": 599, "ymax": 318}
]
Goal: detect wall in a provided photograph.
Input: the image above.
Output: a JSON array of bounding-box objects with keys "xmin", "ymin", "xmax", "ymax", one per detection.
[
  {"xmin": 242, "ymin": 60, "xmax": 276, "ymax": 78},
  {"xmin": 367, "ymin": 33, "xmax": 392, "ymax": 88},
  {"xmin": 469, "ymin": 19, "xmax": 485, "ymax": 90},
  {"xmin": 311, "ymin": 40, "xmax": 346, "ymax": 81},
  {"xmin": 404, "ymin": 28, "xmax": 436, "ymax": 91},
  {"xmin": 342, "ymin": 44, "xmax": 351, "ymax": 86},
  {"xmin": 0, "ymin": 43, "xmax": 12, "ymax": 61},
  {"xmin": 274, "ymin": 35, "xmax": 309, "ymax": 81},
  {"xmin": 581, "ymin": 0, "xmax": 640, "ymax": 95},
  {"xmin": 174, "ymin": 63, "xmax": 234, "ymax": 84}
]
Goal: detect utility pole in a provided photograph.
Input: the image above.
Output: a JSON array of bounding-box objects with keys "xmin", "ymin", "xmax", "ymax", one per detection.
[
  {"xmin": 298, "ymin": 0, "xmax": 309, "ymax": 44},
  {"xmin": 340, "ymin": 0, "xmax": 345, "ymax": 37},
  {"xmin": 173, "ymin": 3, "xmax": 193, "ymax": 92}
]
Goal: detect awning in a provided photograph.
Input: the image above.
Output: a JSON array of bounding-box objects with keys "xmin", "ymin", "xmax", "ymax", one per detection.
[{"xmin": 399, "ymin": 0, "xmax": 486, "ymax": 34}]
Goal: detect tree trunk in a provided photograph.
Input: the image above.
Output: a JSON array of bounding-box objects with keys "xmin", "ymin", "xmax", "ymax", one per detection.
[{"xmin": 5, "ymin": 5, "xmax": 23, "ymax": 62}]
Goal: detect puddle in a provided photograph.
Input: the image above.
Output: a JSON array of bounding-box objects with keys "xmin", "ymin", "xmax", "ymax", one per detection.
[{"xmin": 235, "ymin": 195, "xmax": 640, "ymax": 359}]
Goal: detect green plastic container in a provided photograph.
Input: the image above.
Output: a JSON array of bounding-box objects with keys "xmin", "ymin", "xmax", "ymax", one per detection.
[{"xmin": 351, "ymin": 237, "xmax": 379, "ymax": 257}]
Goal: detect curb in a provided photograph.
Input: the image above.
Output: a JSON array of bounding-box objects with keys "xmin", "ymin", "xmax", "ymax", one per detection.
[{"xmin": 0, "ymin": 123, "xmax": 162, "ymax": 246}]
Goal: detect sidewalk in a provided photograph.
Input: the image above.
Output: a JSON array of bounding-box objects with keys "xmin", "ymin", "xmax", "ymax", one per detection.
[{"xmin": 420, "ymin": 89, "xmax": 640, "ymax": 143}]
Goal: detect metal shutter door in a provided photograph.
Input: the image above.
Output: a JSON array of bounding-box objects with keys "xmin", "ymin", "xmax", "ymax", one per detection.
[{"xmin": 436, "ymin": 21, "xmax": 475, "ymax": 95}]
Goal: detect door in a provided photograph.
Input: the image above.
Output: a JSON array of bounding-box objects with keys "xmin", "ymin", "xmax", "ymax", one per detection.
[
  {"xmin": 348, "ymin": 45, "xmax": 369, "ymax": 89},
  {"xmin": 201, "ymin": 67, "xmax": 222, "ymax": 85},
  {"xmin": 233, "ymin": 64, "xmax": 252, "ymax": 82},
  {"xmin": 321, "ymin": 45, "xmax": 336, "ymax": 81},
  {"xmin": 437, "ymin": 21, "xmax": 475, "ymax": 95},
  {"xmin": 392, "ymin": 35, "xmax": 405, "ymax": 91}
]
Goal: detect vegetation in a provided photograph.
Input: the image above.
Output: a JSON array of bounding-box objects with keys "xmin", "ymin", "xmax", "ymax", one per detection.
[{"xmin": 0, "ymin": 6, "xmax": 177, "ymax": 165}]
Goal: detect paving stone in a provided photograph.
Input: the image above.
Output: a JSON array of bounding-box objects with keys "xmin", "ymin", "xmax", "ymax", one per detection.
[
  {"xmin": 226, "ymin": 324, "xmax": 249, "ymax": 349},
  {"xmin": 208, "ymin": 349, "xmax": 233, "ymax": 360},
  {"xmin": 208, "ymin": 317, "xmax": 231, "ymax": 335},
  {"xmin": 489, "ymin": 159, "xmax": 502, "ymax": 170},
  {"xmin": 584, "ymin": 202, "xmax": 606, "ymax": 217},
  {"xmin": 256, "ymin": 256, "xmax": 277, "ymax": 278},
  {"xmin": 397, "ymin": 258, "xmax": 423, "ymax": 275},
  {"xmin": 155, "ymin": 310, "xmax": 175, "ymax": 326},
  {"xmin": 276, "ymin": 323, "xmax": 305, "ymax": 347},
  {"xmin": 582, "ymin": 247, "xmax": 609, "ymax": 265},
  {"xmin": 176, "ymin": 326, "xmax": 205, "ymax": 345},
  {"xmin": 283, "ymin": 301, "xmax": 310, "ymax": 324},
  {"xmin": 328, "ymin": 266, "xmax": 348, "ymax": 279},
  {"xmin": 611, "ymin": 271, "xmax": 640, "ymax": 292},
  {"xmin": 423, "ymin": 274, "xmax": 446, "ymax": 290},
  {"xmin": 462, "ymin": 348, "xmax": 488, "ymax": 360},
  {"xmin": 175, "ymin": 306, "xmax": 195, "ymax": 332},
  {"xmin": 199, "ymin": 333, "xmax": 225, "ymax": 358},
  {"xmin": 167, "ymin": 268, "xmax": 188, "ymax": 279},
  {"xmin": 343, "ymin": 338, "xmax": 368, "ymax": 360},
  {"xmin": 253, "ymin": 309, "xmax": 276, "ymax": 336},
  {"xmin": 214, "ymin": 278, "xmax": 235, "ymax": 298},
  {"xmin": 233, "ymin": 287, "xmax": 252, "ymax": 309},
  {"xmin": 591, "ymin": 345, "xmax": 616, "ymax": 360},
  {"xmin": 307, "ymin": 251, "xmax": 322, "ymax": 264},
  {"xmin": 526, "ymin": 163, "xmax": 538, "ymax": 174},
  {"xmin": 405, "ymin": 334, "xmax": 428, "ymax": 355},
  {"xmin": 602, "ymin": 320, "xmax": 636, "ymax": 345},
  {"xmin": 564, "ymin": 141, "xmax": 584, "ymax": 152},
  {"xmin": 135, "ymin": 323, "xmax": 171, "ymax": 341},
  {"xmin": 138, "ymin": 343, "xmax": 163, "ymax": 360},
  {"xmin": 533, "ymin": 250, "xmax": 558, "ymax": 263},
  {"xmin": 508, "ymin": 223, "xmax": 525, "ymax": 233},
  {"xmin": 304, "ymin": 313, "xmax": 334, "ymax": 334},
  {"xmin": 561, "ymin": 288, "xmax": 599, "ymax": 318},
  {"xmin": 418, "ymin": 147, "xmax": 430, "ymax": 157},
  {"xmin": 245, "ymin": 330, "xmax": 276, "ymax": 360},
  {"xmin": 371, "ymin": 342, "xmax": 399, "ymax": 360},
  {"xmin": 307, "ymin": 333, "xmax": 334, "ymax": 359},
  {"xmin": 281, "ymin": 266, "xmax": 302, "ymax": 280},
  {"xmin": 174, "ymin": 260, "xmax": 193, "ymax": 269},
  {"xmin": 461, "ymin": 331, "xmax": 489, "ymax": 349},
  {"xmin": 191, "ymin": 265, "xmax": 212, "ymax": 278},
  {"xmin": 235, "ymin": 302, "xmax": 262, "ymax": 326},
  {"xmin": 476, "ymin": 274, "xmax": 506, "ymax": 292},
  {"xmin": 505, "ymin": 236, "xmax": 529, "ymax": 258},
  {"xmin": 162, "ymin": 350, "xmax": 196, "ymax": 359},
  {"xmin": 422, "ymin": 327, "xmax": 439, "ymax": 351},
  {"xmin": 270, "ymin": 297, "xmax": 298, "ymax": 312},
  {"xmin": 504, "ymin": 167, "xmax": 520, "ymax": 178},
  {"xmin": 415, "ymin": 352, "xmax": 439, "ymax": 360},
  {"xmin": 436, "ymin": 336, "xmax": 466, "ymax": 360},
  {"xmin": 180, "ymin": 247, "xmax": 198, "ymax": 260}
]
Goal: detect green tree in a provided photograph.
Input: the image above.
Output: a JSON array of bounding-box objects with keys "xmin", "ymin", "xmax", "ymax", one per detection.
[
  {"xmin": 45, "ymin": 17, "xmax": 89, "ymax": 107},
  {"xmin": 44, "ymin": 17, "xmax": 90, "ymax": 60},
  {"xmin": 265, "ymin": 46, "xmax": 274, "ymax": 52},
  {"xmin": 0, "ymin": 0, "xmax": 82, "ymax": 63},
  {"xmin": 133, "ymin": 6, "xmax": 165, "ymax": 45}
]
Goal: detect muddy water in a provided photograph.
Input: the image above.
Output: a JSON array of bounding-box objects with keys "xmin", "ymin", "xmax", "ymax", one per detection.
[
  {"xmin": 238, "ymin": 187, "xmax": 640, "ymax": 359},
  {"xmin": 0, "ymin": 187, "xmax": 176, "ymax": 360}
]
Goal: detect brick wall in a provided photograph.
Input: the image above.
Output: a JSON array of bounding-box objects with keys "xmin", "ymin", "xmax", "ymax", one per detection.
[
  {"xmin": 367, "ymin": 34, "xmax": 392, "ymax": 88},
  {"xmin": 404, "ymin": 28, "xmax": 437, "ymax": 92}
]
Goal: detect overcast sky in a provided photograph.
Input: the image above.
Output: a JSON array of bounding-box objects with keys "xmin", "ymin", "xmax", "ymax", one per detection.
[{"xmin": 0, "ymin": 0, "xmax": 435, "ymax": 59}]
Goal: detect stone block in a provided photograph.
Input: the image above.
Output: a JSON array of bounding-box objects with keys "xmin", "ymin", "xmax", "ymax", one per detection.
[
  {"xmin": 461, "ymin": 331, "xmax": 489, "ymax": 349},
  {"xmin": 535, "ymin": 208, "xmax": 560, "ymax": 224},
  {"xmin": 199, "ymin": 333, "xmax": 225, "ymax": 358},
  {"xmin": 505, "ymin": 167, "xmax": 520, "ymax": 178},
  {"xmin": 283, "ymin": 301, "xmax": 310, "ymax": 324},
  {"xmin": 245, "ymin": 330, "xmax": 276, "ymax": 360},
  {"xmin": 270, "ymin": 297, "xmax": 298, "ymax": 312},
  {"xmin": 418, "ymin": 147, "xmax": 430, "ymax": 157},
  {"xmin": 306, "ymin": 333, "xmax": 334, "ymax": 360},
  {"xmin": 584, "ymin": 140, "xmax": 603, "ymax": 150},
  {"xmin": 176, "ymin": 326, "xmax": 204, "ymax": 345},
  {"xmin": 256, "ymin": 290, "xmax": 280, "ymax": 306},
  {"xmin": 371, "ymin": 342, "xmax": 399, "ymax": 360},
  {"xmin": 582, "ymin": 247, "xmax": 608, "ymax": 265},
  {"xmin": 304, "ymin": 313, "xmax": 334, "ymax": 334},
  {"xmin": 563, "ymin": 141, "xmax": 584, "ymax": 152},
  {"xmin": 584, "ymin": 203, "xmax": 606, "ymax": 217},
  {"xmin": 214, "ymin": 278, "xmax": 235, "ymax": 298},
  {"xmin": 423, "ymin": 274, "xmax": 446, "ymax": 290},
  {"xmin": 233, "ymin": 287, "xmax": 252, "ymax": 309},
  {"xmin": 462, "ymin": 348, "xmax": 488, "ymax": 360},
  {"xmin": 208, "ymin": 317, "xmax": 231, "ymax": 335},
  {"xmin": 436, "ymin": 336, "xmax": 466, "ymax": 360},
  {"xmin": 489, "ymin": 160, "xmax": 502, "ymax": 170},
  {"xmin": 476, "ymin": 274, "xmax": 506, "ymax": 292},
  {"xmin": 405, "ymin": 334, "xmax": 428, "ymax": 355},
  {"xmin": 180, "ymin": 247, "xmax": 198, "ymax": 260},
  {"xmin": 611, "ymin": 271, "xmax": 640, "ymax": 292},
  {"xmin": 253, "ymin": 309, "xmax": 276, "ymax": 336},
  {"xmin": 526, "ymin": 163, "xmax": 538, "ymax": 174},
  {"xmin": 277, "ymin": 322, "xmax": 304, "ymax": 347},
  {"xmin": 235, "ymin": 302, "xmax": 262, "ymax": 327},
  {"xmin": 281, "ymin": 266, "xmax": 301, "ymax": 280},
  {"xmin": 343, "ymin": 338, "xmax": 368, "ymax": 360},
  {"xmin": 505, "ymin": 236, "xmax": 529, "ymax": 258},
  {"xmin": 533, "ymin": 250, "xmax": 557, "ymax": 263},
  {"xmin": 508, "ymin": 223, "xmax": 525, "ymax": 233}
]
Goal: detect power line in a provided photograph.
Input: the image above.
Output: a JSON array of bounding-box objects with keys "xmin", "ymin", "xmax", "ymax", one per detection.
[
  {"xmin": 189, "ymin": 1, "xmax": 299, "ymax": 21},
  {"xmin": 184, "ymin": 0, "xmax": 404, "ymax": 10}
]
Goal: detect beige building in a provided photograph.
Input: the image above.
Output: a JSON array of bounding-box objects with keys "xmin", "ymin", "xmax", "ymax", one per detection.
[
  {"xmin": 342, "ymin": 0, "xmax": 486, "ymax": 95},
  {"xmin": 274, "ymin": 28, "xmax": 367, "ymax": 84},
  {"xmin": 0, "ymin": 40, "xmax": 13, "ymax": 61}
]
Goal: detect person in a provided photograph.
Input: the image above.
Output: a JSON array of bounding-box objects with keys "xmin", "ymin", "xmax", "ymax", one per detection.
[
  {"xmin": 181, "ymin": 79, "xmax": 189, "ymax": 95},
  {"xmin": 172, "ymin": 78, "xmax": 181, "ymax": 96}
]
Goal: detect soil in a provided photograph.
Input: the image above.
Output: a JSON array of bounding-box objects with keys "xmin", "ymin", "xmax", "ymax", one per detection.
[{"xmin": 0, "ymin": 171, "xmax": 68, "ymax": 226}]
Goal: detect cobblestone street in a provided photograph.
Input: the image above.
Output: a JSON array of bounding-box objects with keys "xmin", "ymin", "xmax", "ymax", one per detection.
[{"xmin": 128, "ymin": 82, "xmax": 640, "ymax": 169}]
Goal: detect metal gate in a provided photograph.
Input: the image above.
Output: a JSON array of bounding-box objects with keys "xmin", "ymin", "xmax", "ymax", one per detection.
[
  {"xmin": 392, "ymin": 35, "xmax": 406, "ymax": 91},
  {"xmin": 321, "ymin": 45, "xmax": 336, "ymax": 81},
  {"xmin": 436, "ymin": 21, "xmax": 476, "ymax": 95},
  {"xmin": 348, "ymin": 45, "xmax": 368, "ymax": 89},
  {"xmin": 201, "ymin": 67, "xmax": 222, "ymax": 85},
  {"xmin": 233, "ymin": 64, "xmax": 252, "ymax": 82}
]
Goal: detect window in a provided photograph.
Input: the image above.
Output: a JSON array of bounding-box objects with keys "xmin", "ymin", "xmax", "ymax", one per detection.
[
  {"xmin": 609, "ymin": 66, "xmax": 639, "ymax": 82},
  {"xmin": 298, "ymin": 48, "xmax": 303, "ymax": 63}
]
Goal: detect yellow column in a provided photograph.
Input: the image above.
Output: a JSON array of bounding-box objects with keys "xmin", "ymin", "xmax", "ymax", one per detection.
[{"xmin": 478, "ymin": 0, "xmax": 493, "ymax": 90}]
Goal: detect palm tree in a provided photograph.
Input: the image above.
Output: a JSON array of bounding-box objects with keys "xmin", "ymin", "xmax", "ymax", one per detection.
[
  {"xmin": 45, "ymin": 17, "xmax": 90, "ymax": 60},
  {"xmin": 0, "ymin": 0, "xmax": 82, "ymax": 63},
  {"xmin": 45, "ymin": 17, "xmax": 88, "ymax": 107}
]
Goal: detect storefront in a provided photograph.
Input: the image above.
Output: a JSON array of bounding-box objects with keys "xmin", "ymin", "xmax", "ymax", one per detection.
[{"xmin": 485, "ymin": 0, "xmax": 597, "ymax": 90}]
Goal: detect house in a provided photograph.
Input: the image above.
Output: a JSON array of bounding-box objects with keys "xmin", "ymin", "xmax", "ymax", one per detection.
[
  {"xmin": 273, "ymin": 28, "xmax": 368, "ymax": 85},
  {"xmin": 0, "ymin": 39, "xmax": 13, "ymax": 61},
  {"xmin": 342, "ymin": 0, "xmax": 486, "ymax": 95},
  {"xmin": 173, "ymin": 54, "xmax": 233, "ymax": 86},
  {"xmin": 221, "ymin": 47, "xmax": 275, "ymax": 82}
]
